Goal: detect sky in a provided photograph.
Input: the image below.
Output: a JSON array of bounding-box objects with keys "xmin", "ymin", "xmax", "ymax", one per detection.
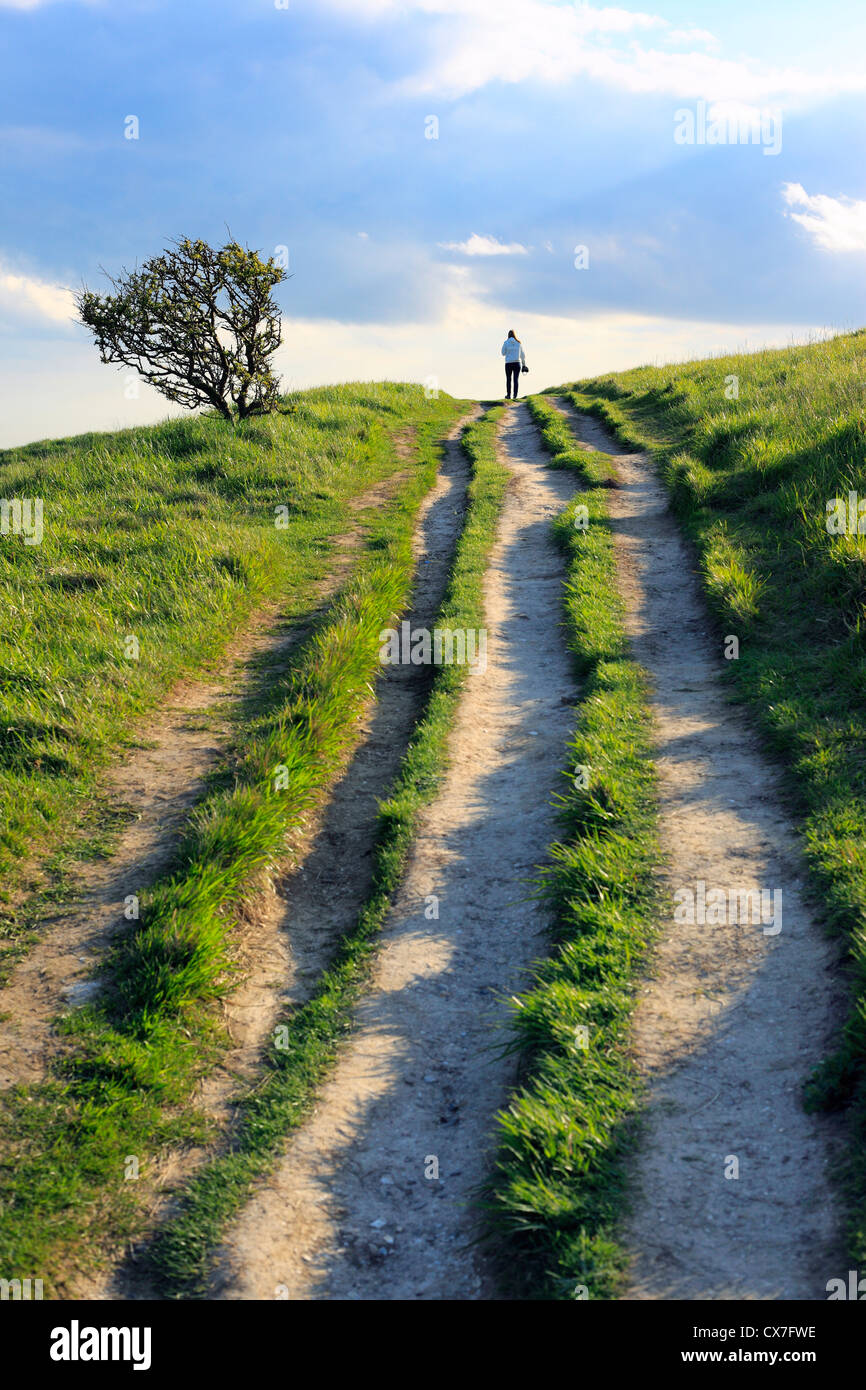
[{"xmin": 1, "ymin": 0, "xmax": 865, "ymax": 447}]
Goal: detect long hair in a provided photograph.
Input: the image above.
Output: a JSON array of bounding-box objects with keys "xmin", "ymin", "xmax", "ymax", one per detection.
[{"xmin": 507, "ymin": 328, "xmax": 521, "ymax": 343}]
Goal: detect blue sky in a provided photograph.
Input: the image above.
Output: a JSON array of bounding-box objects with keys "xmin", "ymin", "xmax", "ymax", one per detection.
[{"xmin": 2, "ymin": 0, "xmax": 865, "ymax": 445}]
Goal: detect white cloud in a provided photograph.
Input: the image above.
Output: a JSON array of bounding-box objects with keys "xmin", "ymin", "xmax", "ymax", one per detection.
[
  {"xmin": 326, "ymin": 0, "xmax": 662, "ymax": 31},
  {"xmin": 666, "ymin": 27, "xmax": 719, "ymax": 50},
  {"xmin": 0, "ymin": 262, "xmax": 76, "ymax": 324},
  {"xmin": 321, "ymin": 0, "xmax": 866, "ymax": 109},
  {"xmin": 438, "ymin": 233, "xmax": 529, "ymax": 256},
  {"xmin": 706, "ymin": 98, "xmax": 779, "ymax": 131},
  {"xmin": 783, "ymin": 184, "xmax": 866, "ymax": 253},
  {"xmin": 0, "ymin": 0, "xmax": 96, "ymax": 8}
]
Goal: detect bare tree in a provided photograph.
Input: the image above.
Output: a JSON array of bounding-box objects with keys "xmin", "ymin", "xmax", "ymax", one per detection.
[{"xmin": 76, "ymin": 237, "xmax": 287, "ymax": 421}]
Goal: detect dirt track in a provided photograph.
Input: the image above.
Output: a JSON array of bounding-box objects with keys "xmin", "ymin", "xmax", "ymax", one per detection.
[
  {"xmin": 98, "ymin": 415, "xmax": 478, "ymax": 1298},
  {"xmin": 208, "ymin": 403, "xmax": 580, "ymax": 1300},
  {"xmin": 8, "ymin": 397, "xmax": 848, "ymax": 1303},
  {"xmin": 553, "ymin": 398, "xmax": 846, "ymax": 1300}
]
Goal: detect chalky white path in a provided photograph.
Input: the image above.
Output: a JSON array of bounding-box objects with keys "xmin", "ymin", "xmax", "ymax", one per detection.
[
  {"xmin": 554, "ymin": 399, "xmax": 846, "ymax": 1301},
  {"xmin": 212, "ymin": 406, "xmax": 579, "ymax": 1300}
]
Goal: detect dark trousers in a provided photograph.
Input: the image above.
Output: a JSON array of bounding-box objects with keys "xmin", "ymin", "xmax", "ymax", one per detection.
[{"xmin": 505, "ymin": 361, "xmax": 521, "ymax": 398}]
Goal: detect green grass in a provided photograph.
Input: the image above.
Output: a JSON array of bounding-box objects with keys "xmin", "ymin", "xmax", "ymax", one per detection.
[
  {"xmin": 142, "ymin": 405, "xmax": 509, "ymax": 1297},
  {"xmin": 0, "ymin": 384, "xmax": 462, "ymax": 973},
  {"xmin": 0, "ymin": 401, "xmax": 509, "ymax": 1296},
  {"xmin": 483, "ymin": 394, "xmax": 661, "ymax": 1299},
  {"xmin": 0, "ymin": 384, "xmax": 471, "ymax": 1290},
  {"xmin": 555, "ymin": 330, "xmax": 866, "ymax": 1266}
]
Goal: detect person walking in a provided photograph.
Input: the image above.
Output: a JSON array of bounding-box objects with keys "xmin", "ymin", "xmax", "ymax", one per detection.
[{"xmin": 501, "ymin": 329, "xmax": 526, "ymax": 400}]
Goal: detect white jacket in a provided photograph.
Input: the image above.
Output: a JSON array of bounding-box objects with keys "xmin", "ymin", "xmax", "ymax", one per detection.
[{"xmin": 502, "ymin": 337, "xmax": 525, "ymax": 364}]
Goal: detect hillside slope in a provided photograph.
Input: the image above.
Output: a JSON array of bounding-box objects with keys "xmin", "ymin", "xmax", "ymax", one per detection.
[
  {"xmin": 0, "ymin": 384, "xmax": 464, "ymax": 959},
  {"xmin": 554, "ymin": 330, "xmax": 866, "ymax": 1269}
]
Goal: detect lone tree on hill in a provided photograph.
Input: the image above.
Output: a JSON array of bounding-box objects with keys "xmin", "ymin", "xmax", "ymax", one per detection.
[{"xmin": 76, "ymin": 237, "xmax": 287, "ymax": 421}]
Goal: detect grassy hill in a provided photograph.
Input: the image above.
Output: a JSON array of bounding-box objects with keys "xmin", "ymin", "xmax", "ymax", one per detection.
[
  {"xmin": 0, "ymin": 384, "xmax": 466, "ymax": 972},
  {"xmin": 4, "ymin": 335, "xmax": 866, "ymax": 1298},
  {"xmin": 0, "ymin": 384, "xmax": 516, "ymax": 1293},
  {"xmin": 553, "ymin": 330, "xmax": 866, "ymax": 1266}
]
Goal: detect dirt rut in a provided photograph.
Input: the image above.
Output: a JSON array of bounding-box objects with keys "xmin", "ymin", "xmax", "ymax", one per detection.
[
  {"xmin": 96, "ymin": 413, "xmax": 479, "ymax": 1299},
  {"xmin": 0, "ymin": 466, "xmax": 413, "ymax": 1095},
  {"xmin": 208, "ymin": 403, "xmax": 579, "ymax": 1301},
  {"xmin": 553, "ymin": 397, "xmax": 846, "ymax": 1301}
]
